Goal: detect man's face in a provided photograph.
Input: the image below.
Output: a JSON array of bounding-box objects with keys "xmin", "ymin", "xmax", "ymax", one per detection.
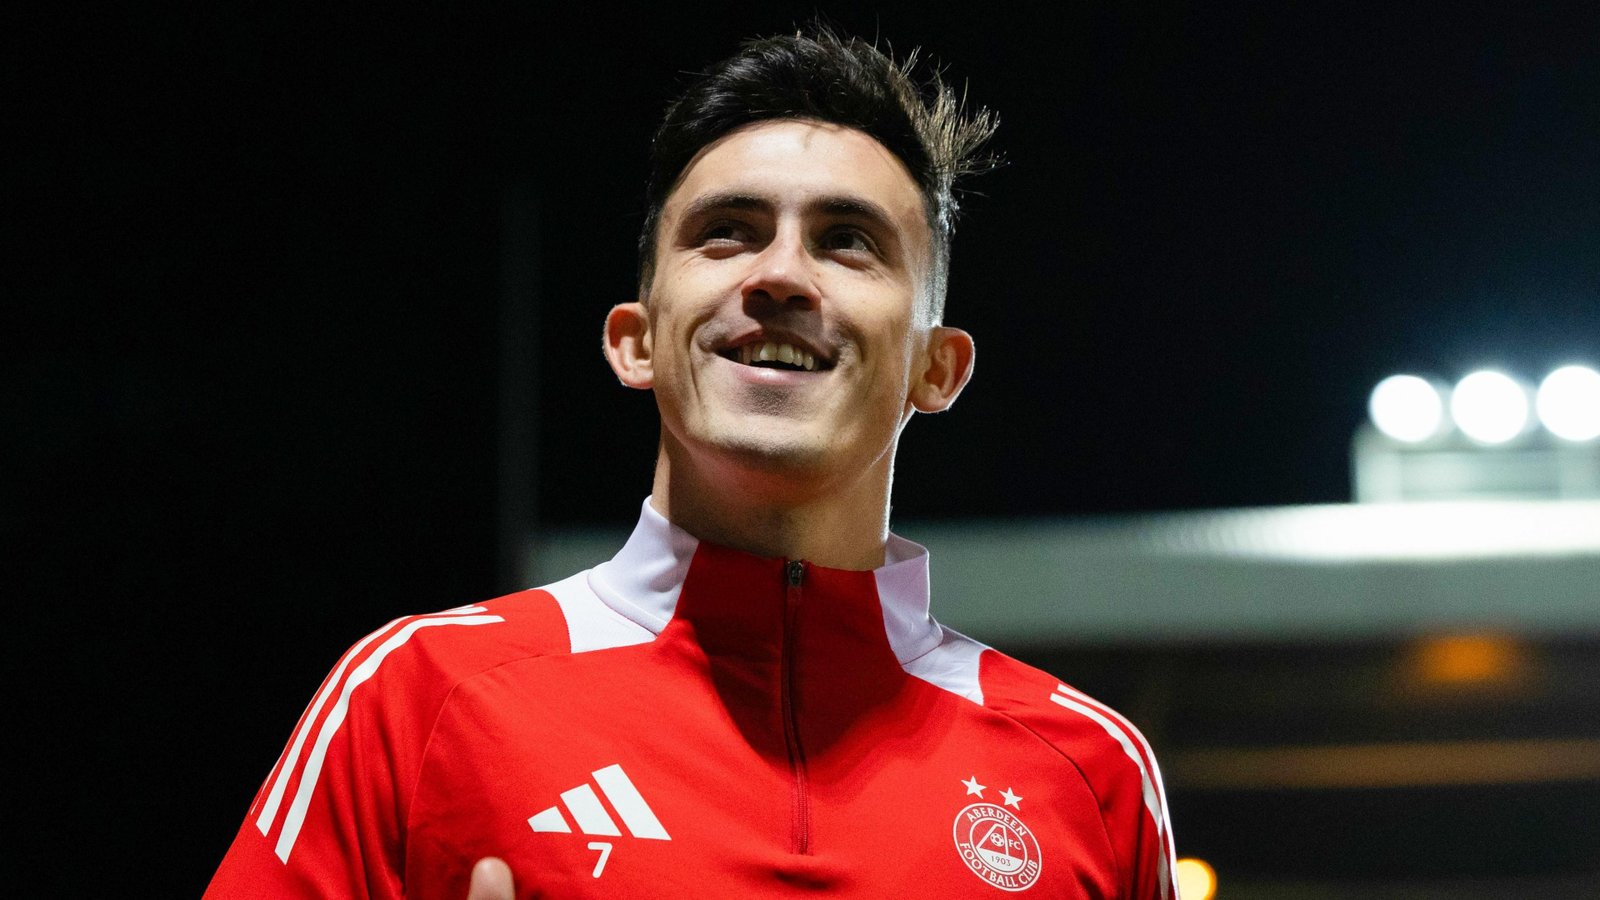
[{"xmin": 628, "ymin": 119, "xmax": 939, "ymax": 486}]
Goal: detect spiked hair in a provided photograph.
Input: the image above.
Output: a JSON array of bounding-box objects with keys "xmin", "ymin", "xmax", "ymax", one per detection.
[{"xmin": 638, "ymin": 27, "xmax": 998, "ymax": 321}]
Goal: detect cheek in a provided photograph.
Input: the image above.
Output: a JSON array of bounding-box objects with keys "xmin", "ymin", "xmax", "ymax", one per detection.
[
  {"xmin": 855, "ymin": 334, "xmax": 919, "ymax": 414},
  {"xmin": 652, "ymin": 341, "xmax": 696, "ymax": 395},
  {"xmin": 643, "ymin": 302, "xmax": 699, "ymax": 373}
]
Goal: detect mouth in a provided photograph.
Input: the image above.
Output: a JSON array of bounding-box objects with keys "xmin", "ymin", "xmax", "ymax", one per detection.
[{"xmin": 716, "ymin": 339, "xmax": 833, "ymax": 373}]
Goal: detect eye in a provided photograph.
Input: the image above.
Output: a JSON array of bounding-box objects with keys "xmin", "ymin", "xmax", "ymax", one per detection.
[
  {"xmin": 820, "ymin": 227, "xmax": 875, "ymax": 255},
  {"xmin": 699, "ymin": 221, "xmax": 752, "ymax": 245}
]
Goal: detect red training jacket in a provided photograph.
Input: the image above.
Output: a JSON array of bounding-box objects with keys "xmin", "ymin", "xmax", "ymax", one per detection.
[{"xmin": 208, "ymin": 500, "xmax": 1178, "ymax": 898}]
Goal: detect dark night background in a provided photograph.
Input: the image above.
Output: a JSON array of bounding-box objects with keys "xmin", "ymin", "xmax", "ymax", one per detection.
[{"xmin": 9, "ymin": 2, "xmax": 1598, "ymax": 894}]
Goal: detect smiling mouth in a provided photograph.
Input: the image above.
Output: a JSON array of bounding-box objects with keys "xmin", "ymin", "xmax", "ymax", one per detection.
[{"xmin": 719, "ymin": 340, "xmax": 829, "ymax": 373}]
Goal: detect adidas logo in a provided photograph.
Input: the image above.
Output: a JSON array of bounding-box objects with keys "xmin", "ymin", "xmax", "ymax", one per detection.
[
  {"xmin": 528, "ymin": 764, "xmax": 670, "ymax": 878},
  {"xmin": 528, "ymin": 762, "xmax": 671, "ymax": 841}
]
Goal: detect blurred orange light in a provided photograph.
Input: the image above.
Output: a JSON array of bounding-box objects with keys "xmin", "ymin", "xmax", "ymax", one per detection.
[
  {"xmin": 1175, "ymin": 857, "xmax": 1216, "ymax": 900},
  {"xmin": 1415, "ymin": 633, "xmax": 1524, "ymax": 686}
]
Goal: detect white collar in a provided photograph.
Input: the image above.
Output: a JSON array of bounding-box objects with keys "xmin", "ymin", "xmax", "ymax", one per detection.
[{"xmin": 586, "ymin": 498, "xmax": 943, "ymax": 665}]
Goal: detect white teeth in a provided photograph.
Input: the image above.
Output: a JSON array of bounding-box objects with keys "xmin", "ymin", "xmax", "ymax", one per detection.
[{"xmin": 734, "ymin": 341, "xmax": 819, "ymax": 371}]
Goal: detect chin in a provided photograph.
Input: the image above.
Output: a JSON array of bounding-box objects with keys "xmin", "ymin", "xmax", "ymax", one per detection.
[{"xmin": 711, "ymin": 432, "xmax": 833, "ymax": 474}]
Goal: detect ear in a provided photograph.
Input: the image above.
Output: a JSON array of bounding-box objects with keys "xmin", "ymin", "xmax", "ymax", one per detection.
[
  {"xmin": 910, "ymin": 326, "xmax": 975, "ymax": 413},
  {"xmin": 603, "ymin": 302, "xmax": 654, "ymax": 389}
]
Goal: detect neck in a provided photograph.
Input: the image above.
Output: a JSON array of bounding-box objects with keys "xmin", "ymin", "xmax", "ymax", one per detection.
[{"xmin": 649, "ymin": 439, "xmax": 895, "ymax": 571}]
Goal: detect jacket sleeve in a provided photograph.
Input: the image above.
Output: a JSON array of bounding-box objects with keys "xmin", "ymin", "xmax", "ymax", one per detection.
[
  {"xmin": 1120, "ymin": 752, "xmax": 1178, "ymax": 900},
  {"xmin": 204, "ymin": 606, "xmax": 507, "ymax": 899},
  {"xmin": 976, "ymin": 650, "xmax": 1181, "ymax": 899},
  {"xmin": 204, "ymin": 621, "xmax": 418, "ymax": 899},
  {"xmin": 1055, "ymin": 682, "xmax": 1179, "ymax": 900}
]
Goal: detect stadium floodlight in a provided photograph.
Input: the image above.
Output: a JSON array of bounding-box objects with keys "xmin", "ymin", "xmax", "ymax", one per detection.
[
  {"xmin": 1369, "ymin": 374, "xmax": 1445, "ymax": 442},
  {"xmin": 1450, "ymin": 370, "xmax": 1529, "ymax": 444},
  {"xmin": 1175, "ymin": 858, "xmax": 1217, "ymax": 900},
  {"xmin": 1536, "ymin": 365, "xmax": 1600, "ymax": 442}
]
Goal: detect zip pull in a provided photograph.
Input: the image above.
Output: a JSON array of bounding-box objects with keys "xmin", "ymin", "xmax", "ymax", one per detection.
[{"xmin": 786, "ymin": 559, "xmax": 805, "ymax": 588}]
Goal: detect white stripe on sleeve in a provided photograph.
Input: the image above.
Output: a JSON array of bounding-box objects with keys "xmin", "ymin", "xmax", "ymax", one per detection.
[
  {"xmin": 255, "ymin": 607, "xmax": 490, "ymax": 836},
  {"xmin": 1050, "ymin": 687, "xmax": 1172, "ymax": 898},
  {"xmin": 273, "ymin": 613, "xmax": 502, "ymax": 862}
]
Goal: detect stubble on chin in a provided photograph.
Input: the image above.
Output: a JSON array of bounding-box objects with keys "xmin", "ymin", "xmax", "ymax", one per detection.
[{"xmin": 704, "ymin": 424, "xmax": 833, "ymax": 476}]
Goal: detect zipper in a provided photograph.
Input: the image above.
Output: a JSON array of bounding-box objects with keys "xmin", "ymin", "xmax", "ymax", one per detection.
[{"xmin": 781, "ymin": 559, "xmax": 811, "ymax": 854}]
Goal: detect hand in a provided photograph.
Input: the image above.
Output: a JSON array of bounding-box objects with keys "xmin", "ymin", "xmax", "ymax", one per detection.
[{"xmin": 467, "ymin": 857, "xmax": 514, "ymax": 900}]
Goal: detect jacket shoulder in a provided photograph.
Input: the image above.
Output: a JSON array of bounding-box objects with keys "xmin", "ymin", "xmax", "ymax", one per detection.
[
  {"xmin": 397, "ymin": 583, "xmax": 572, "ymax": 678},
  {"xmin": 978, "ymin": 650, "xmax": 1177, "ymax": 899},
  {"xmin": 382, "ymin": 568, "xmax": 653, "ymax": 688},
  {"xmin": 978, "ymin": 650, "xmax": 1160, "ymax": 794},
  {"xmin": 205, "ymin": 573, "xmax": 624, "ymax": 898}
]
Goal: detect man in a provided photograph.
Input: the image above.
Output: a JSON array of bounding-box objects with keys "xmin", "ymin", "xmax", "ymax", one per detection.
[{"xmin": 208, "ymin": 28, "xmax": 1177, "ymax": 898}]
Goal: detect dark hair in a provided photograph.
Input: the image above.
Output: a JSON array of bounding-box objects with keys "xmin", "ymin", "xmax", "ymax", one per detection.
[{"xmin": 638, "ymin": 27, "xmax": 997, "ymax": 321}]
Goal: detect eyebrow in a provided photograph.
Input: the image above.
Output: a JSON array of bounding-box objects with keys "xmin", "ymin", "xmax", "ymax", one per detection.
[
  {"xmin": 678, "ymin": 192, "xmax": 900, "ymax": 233},
  {"xmin": 679, "ymin": 192, "xmax": 768, "ymax": 222}
]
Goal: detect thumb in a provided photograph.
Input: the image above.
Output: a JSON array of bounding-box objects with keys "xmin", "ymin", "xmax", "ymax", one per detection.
[{"xmin": 466, "ymin": 856, "xmax": 515, "ymax": 900}]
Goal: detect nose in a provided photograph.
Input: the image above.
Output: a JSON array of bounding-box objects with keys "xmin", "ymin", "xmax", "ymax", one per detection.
[{"xmin": 739, "ymin": 226, "xmax": 820, "ymax": 312}]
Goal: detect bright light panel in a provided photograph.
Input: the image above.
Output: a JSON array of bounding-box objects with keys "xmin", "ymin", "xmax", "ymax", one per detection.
[
  {"xmin": 1369, "ymin": 374, "xmax": 1444, "ymax": 442},
  {"xmin": 1450, "ymin": 370, "xmax": 1528, "ymax": 444},
  {"xmin": 1536, "ymin": 365, "xmax": 1600, "ymax": 442}
]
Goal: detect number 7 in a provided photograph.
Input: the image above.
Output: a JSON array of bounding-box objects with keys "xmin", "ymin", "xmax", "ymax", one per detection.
[{"xmin": 586, "ymin": 841, "xmax": 613, "ymax": 878}]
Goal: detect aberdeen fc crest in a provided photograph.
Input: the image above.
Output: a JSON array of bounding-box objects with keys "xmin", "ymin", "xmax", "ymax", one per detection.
[{"xmin": 953, "ymin": 776, "xmax": 1041, "ymax": 891}]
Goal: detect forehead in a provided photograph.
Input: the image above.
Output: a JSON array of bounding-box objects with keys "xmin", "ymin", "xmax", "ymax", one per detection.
[{"xmin": 662, "ymin": 119, "xmax": 928, "ymax": 239}]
